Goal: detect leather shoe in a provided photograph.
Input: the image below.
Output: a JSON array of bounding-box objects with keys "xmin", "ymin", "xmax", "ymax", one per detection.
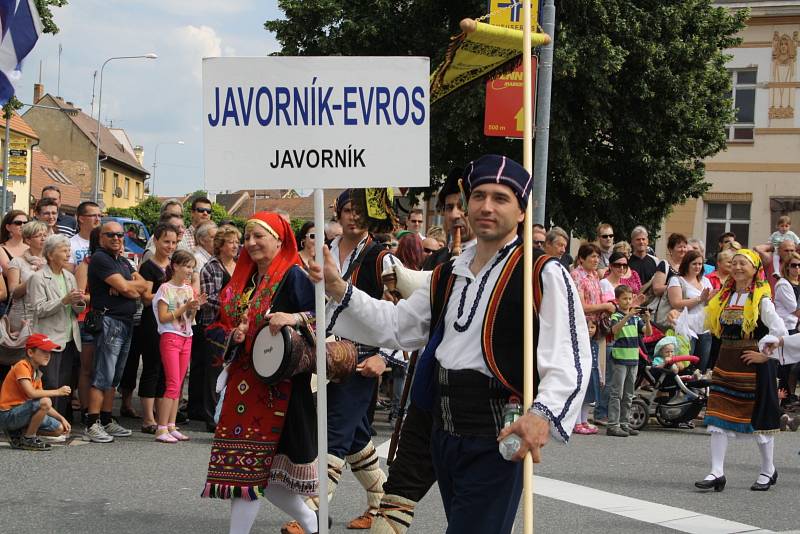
[
  {"xmin": 694, "ymin": 475, "xmax": 726, "ymax": 492},
  {"xmin": 751, "ymin": 470, "xmax": 778, "ymax": 491}
]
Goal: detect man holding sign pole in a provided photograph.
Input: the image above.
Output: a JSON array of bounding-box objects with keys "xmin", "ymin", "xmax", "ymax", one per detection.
[
  {"xmin": 312, "ymin": 155, "xmax": 589, "ymax": 534},
  {"xmin": 307, "ymin": 189, "xmax": 399, "ymax": 530}
]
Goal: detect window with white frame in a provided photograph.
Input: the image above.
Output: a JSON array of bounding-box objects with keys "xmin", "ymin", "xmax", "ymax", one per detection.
[
  {"xmin": 705, "ymin": 202, "xmax": 750, "ymax": 248},
  {"xmin": 726, "ymin": 69, "xmax": 756, "ymax": 141}
]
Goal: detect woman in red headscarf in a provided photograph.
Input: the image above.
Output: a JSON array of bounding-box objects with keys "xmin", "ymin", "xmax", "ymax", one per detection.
[{"xmin": 201, "ymin": 212, "xmax": 319, "ymax": 534}]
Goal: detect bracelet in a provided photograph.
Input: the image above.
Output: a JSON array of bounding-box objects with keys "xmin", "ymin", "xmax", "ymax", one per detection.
[{"xmin": 527, "ymin": 406, "xmax": 550, "ymax": 423}]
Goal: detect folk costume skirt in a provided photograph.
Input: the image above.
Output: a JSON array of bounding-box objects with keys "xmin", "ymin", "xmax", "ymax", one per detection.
[
  {"xmin": 705, "ymin": 339, "xmax": 780, "ymax": 435},
  {"xmin": 202, "ymin": 355, "xmax": 318, "ymax": 500}
]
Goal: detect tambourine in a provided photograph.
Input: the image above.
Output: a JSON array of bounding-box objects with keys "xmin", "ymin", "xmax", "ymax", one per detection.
[{"xmin": 250, "ymin": 323, "xmax": 357, "ymax": 384}]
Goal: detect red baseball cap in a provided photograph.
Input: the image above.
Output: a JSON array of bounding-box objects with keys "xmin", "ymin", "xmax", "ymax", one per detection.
[{"xmin": 26, "ymin": 333, "xmax": 61, "ymax": 352}]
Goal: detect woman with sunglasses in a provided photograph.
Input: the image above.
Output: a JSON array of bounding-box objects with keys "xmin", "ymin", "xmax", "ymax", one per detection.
[
  {"xmin": 0, "ymin": 210, "xmax": 30, "ymax": 274},
  {"xmin": 600, "ymin": 251, "xmax": 640, "ymax": 301},
  {"xmin": 296, "ymin": 221, "xmax": 316, "ymax": 271}
]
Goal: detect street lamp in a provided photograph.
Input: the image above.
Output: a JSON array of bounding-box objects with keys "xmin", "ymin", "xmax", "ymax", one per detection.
[
  {"xmin": 151, "ymin": 140, "xmax": 185, "ymax": 196},
  {"xmin": 93, "ymin": 53, "xmax": 158, "ymax": 203}
]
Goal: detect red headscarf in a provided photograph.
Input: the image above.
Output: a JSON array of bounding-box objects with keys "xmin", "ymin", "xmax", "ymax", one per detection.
[{"xmin": 211, "ymin": 212, "xmax": 301, "ymax": 351}]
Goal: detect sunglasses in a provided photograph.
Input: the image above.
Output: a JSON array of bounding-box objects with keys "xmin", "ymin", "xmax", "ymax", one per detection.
[
  {"xmin": 10, "ymin": 220, "xmax": 27, "ymax": 226},
  {"xmin": 194, "ymin": 207, "xmax": 212, "ymax": 214},
  {"xmin": 533, "ymin": 240, "xmax": 545, "ymax": 246},
  {"xmin": 306, "ymin": 233, "xmax": 316, "ymax": 240},
  {"xmin": 601, "ymin": 234, "xmax": 614, "ymax": 239},
  {"xmin": 103, "ymin": 232, "xmax": 124, "ymax": 239},
  {"xmin": 790, "ymin": 263, "xmax": 800, "ymax": 269},
  {"xmin": 611, "ymin": 262, "xmax": 628, "ymax": 268},
  {"xmin": 423, "ymin": 247, "xmax": 437, "ymax": 254}
]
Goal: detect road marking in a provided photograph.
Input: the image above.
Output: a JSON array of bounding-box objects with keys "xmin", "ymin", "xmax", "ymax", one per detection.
[{"xmin": 375, "ymin": 438, "xmax": 774, "ymax": 534}]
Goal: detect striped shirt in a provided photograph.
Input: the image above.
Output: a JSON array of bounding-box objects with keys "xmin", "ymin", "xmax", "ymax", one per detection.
[{"xmin": 610, "ymin": 311, "xmax": 643, "ymax": 365}]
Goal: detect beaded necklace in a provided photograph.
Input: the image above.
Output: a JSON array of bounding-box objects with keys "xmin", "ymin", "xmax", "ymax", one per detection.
[{"xmin": 453, "ymin": 237, "xmax": 520, "ymax": 332}]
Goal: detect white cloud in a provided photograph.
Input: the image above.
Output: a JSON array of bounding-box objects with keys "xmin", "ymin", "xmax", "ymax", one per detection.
[{"xmin": 171, "ymin": 25, "xmax": 224, "ymax": 80}]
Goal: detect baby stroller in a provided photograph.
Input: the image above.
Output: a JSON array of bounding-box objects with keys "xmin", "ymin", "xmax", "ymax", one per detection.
[{"xmin": 628, "ymin": 330, "xmax": 710, "ymax": 431}]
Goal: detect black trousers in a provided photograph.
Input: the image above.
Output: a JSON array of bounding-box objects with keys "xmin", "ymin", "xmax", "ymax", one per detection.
[
  {"xmin": 119, "ymin": 326, "xmax": 143, "ymax": 393},
  {"xmin": 43, "ymin": 340, "xmax": 78, "ymax": 421},
  {"xmin": 431, "ymin": 425, "xmax": 523, "ymax": 534},
  {"xmin": 197, "ymin": 328, "xmax": 221, "ymax": 426},
  {"xmin": 383, "ymin": 402, "xmax": 437, "ymax": 502},
  {"xmin": 187, "ymin": 325, "xmax": 206, "ymax": 419}
]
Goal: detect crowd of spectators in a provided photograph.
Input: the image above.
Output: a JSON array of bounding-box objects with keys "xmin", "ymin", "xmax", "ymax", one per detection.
[{"xmin": 1, "ymin": 185, "xmax": 799, "ymax": 448}]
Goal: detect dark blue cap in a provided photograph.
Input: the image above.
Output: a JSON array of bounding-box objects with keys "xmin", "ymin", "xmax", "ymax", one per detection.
[
  {"xmin": 462, "ymin": 155, "xmax": 532, "ymax": 210},
  {"xmin": 334, "ymin": 189, "xmax": 352, "ymax": 217}
]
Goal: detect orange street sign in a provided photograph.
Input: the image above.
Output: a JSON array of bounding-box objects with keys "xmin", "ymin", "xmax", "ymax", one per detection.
[{"xmin": 484, "ymin": 57, "xmax": 537, "ymax": 138}]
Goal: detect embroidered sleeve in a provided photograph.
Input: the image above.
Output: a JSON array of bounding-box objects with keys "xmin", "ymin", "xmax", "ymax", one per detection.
[{"xmin": 532, "ymin": 262, "xmax": 591, "ymax": 443}]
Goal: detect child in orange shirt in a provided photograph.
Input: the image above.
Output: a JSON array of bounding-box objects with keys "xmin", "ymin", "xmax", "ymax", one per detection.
[{"xmin": 0, "ymin": 333, "xmax": 72, "ymax": 451}]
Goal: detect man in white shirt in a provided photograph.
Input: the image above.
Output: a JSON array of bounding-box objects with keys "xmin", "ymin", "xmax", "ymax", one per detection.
[
  {"xmin": 68, "ymin": 201, "xmax": 101, "ymax": 271},
  {"xmin": 314, "ymin": 155, "xmax": 590, "ymax": 534}
]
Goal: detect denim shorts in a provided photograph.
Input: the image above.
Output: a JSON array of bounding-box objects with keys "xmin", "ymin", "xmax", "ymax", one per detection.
[
  {"xmin": 0, "ymin": 399, "xmax": 61, "ymax": 432},
  {"xmin": 92, "ymin": 315, "xmax": 133, "ymax": 390},
  {"xmin": 79, "ymin": 322, "xmax": 95, "ymax": 345}
]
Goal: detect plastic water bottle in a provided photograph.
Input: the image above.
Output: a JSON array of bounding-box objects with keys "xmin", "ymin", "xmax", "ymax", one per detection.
[{"xmin": 498, "ymin": 396, "xmax": 523, "ymax": 461}]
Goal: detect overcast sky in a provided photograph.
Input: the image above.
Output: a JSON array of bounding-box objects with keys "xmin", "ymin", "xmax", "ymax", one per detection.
[{"xmin": 19, "ymin": 0, "xmax": 283, "ymax": 197}]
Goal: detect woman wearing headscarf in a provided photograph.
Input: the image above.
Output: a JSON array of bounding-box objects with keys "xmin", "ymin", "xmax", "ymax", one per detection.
[
  {"xmin": 694, "ymin": 249, "xmax": 788, "ymax": 493},
  {"xmin": 201, "ymin": 212, "xmax": 320, "ymax": 534}
]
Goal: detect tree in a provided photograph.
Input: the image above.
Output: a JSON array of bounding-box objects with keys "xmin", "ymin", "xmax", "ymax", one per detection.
[{"xmin": 265, "ymin": 0, "xmax": 746, "ymax": 238}]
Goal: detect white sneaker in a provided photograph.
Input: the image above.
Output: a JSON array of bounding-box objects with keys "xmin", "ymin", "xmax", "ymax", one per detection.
[
  {"xmin": 39, "ymin": 434, "xmax": 68, "ymax": 443},
  {"xmin": 84, "ymin": 421, "xmax": 114, "ymax": 443},
  {"xmin": 103, "ymin": 419, "xmax": 132, "ymax": 437}
]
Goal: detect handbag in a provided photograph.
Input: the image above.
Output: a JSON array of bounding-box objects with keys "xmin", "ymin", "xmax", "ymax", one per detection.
[
  {"xmin": 83, "ymin": 308, "xmax": 105, "ymax": 334},
  {"xmin": 0, "ymin": 296, "xmax": 34, "ymax": 365}
]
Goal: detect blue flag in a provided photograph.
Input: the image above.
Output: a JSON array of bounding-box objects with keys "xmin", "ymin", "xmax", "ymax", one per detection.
[{"xmin": 0, "ymin": 0, "xmax": 43, "ymax": 106}]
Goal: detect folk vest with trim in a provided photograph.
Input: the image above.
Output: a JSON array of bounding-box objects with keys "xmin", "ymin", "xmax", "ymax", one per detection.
[{"xmin": 429, "ymin": 245, "xmax": 556, "ymax": 398}]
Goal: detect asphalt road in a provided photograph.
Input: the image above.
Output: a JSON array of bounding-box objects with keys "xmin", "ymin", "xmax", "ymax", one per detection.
[{"xmin": 3, "ymin": 412, "xmax": 800, "ymax": 534}]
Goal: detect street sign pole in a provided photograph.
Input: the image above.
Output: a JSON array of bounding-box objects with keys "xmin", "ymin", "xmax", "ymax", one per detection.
[
  {"xmin": 532, "ymin": 0, "xmax": 555, "ymax": 225},
  {"xmin": 2, "ymin": 109, "xmax": 10, "ymax": 214},
  {"xmin": 314, "ymin": 188, "xmax": 329, "ymax": 534}
]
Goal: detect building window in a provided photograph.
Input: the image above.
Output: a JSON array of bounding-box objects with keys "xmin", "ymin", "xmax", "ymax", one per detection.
[
  {"xmin": 705, "ymin": 202, "xmax": 750, "ymax": 248},
  {"xmin": 135, "ymin": 182, "xmax": 141, "ymax": 199},
  {"xmin": 113, "ymin": 173, "xmax": 119, "ymax": 194},
  {"xmin": 726, "ymin": 69, "xmax": 756, "ymax": 141},
  {"xmin": 124, "ymin": 177, "xmax": 130, "ymax": 198},
  {"xmin": 100, "ymin": 170, "xmax": 107, "ymax": 191}
]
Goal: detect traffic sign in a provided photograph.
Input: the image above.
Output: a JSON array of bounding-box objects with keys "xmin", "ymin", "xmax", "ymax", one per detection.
[
  {"xmin": 484, "ymin": 57, "xmax": 536, "ymax": 138},
  {"xmin": 487, "ymin": 0, "xmax": 538, "ymax": 32}
]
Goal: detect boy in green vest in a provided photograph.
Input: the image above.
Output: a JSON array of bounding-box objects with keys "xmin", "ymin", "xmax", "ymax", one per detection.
[{"xmin": 608, "ymin": 285, "xmax": 651, "ymax": 437}]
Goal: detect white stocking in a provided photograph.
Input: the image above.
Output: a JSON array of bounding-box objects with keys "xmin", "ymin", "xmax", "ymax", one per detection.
[
  {"xmin": 756, "ymin": 436, "xmax": 775, "ymax": 484},
  {"xmin": 707, "ymin": 432, "xmax": 728, "ymax": 479},
  {"xmin": 229, "ymin": 498, "xmax": 262, "ymax": 534},
  {"xmin": 263, "ymin": 484, "xmax": 319, "ymax": 533},
  {"xmin": 580, "ymin": 404, "xmax": 591, "ymax": 424}
]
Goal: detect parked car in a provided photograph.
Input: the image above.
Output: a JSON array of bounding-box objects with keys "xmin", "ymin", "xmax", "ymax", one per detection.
[{"xmin": 102, "ymin": 216, "xmax": 150, "ymax": 259}]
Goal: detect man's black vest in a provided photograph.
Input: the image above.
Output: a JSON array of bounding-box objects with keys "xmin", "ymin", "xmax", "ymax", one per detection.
[{"xmin": 428, "ymin": 245, "xmax": 557, "ymax": 398}]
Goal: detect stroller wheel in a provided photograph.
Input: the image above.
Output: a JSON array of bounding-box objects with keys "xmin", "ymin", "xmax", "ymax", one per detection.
[{"xmin": 628, "ymin": 399, "xmax": 649, "ymax": 431}]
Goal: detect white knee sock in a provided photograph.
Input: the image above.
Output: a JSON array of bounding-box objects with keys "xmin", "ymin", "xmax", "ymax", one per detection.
[
  {"xmin": 708, "ymin": 432, "xmax": 728, "ymax": 478},
  {"xmin": 263, "ymin": 484, "xmax": 319, "ymax": 533},
  {"xmin": 580, "ymin": 404, "xmax": 590, "ymax": 424},
  {"xmin": 229, "ymin": 498, "xmax": 262, "ymax": 534},
  {"xmin": 757, "ymin": 436, "xmax": 775, "ymax": 484}
]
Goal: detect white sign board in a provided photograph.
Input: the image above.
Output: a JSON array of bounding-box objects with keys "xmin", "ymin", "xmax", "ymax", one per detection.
[{"xmin": 203, "ymin": 56, "xmax": 430, "ymax": 190}]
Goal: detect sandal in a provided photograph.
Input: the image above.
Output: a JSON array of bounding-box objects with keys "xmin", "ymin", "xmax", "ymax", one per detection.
[
  {"xmin": 141, "ymin": 424, "xmax": 158, "ymax": 435},
  {"xmin": 168, "ymin": 427, "xmax": 189, "ymax": 441},
  {"xmin": 155, "ymin": 429, "xmax": 178, "ymax": 444}
]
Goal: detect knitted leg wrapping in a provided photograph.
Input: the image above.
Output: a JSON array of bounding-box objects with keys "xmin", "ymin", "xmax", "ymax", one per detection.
[
  {"xmin": 346, "ymin": 441, "xmax": 386, "ymax": 512},
  {"xmin": 306, "ymin": 453, "xmax": 346, "ymax": 511},
  {"xmin": 370, "ymin": 494, "xmax": 416, "ymax": 534}
]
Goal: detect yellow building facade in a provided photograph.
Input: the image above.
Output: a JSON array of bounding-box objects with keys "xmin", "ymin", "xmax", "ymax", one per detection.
[{"xmin": 657, "ymin": 1, "xmax": 800, "ymax": 256}]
